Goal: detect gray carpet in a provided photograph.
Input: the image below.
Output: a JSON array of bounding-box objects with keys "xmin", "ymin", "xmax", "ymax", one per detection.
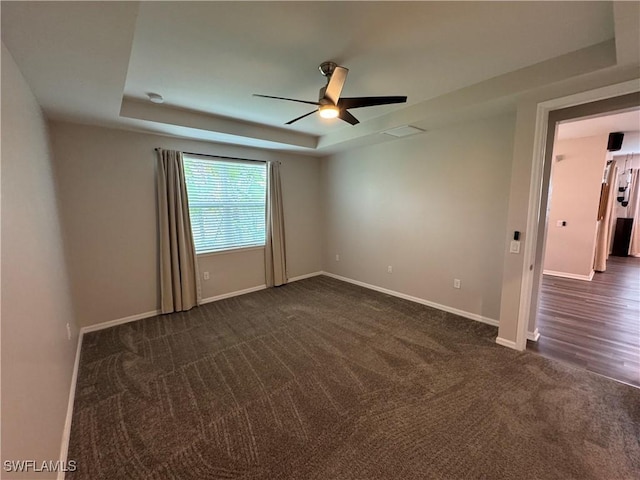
[{"xmin": 67, "ymin": 276, "xmax": 640, "ymax": 479}]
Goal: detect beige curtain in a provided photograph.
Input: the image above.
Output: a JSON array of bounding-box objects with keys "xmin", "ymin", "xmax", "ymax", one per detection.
[
  {"xmin": 156, "ymin": 149, "xmax": 200, "ymax": 313},
  {"xmin": 265, "ymin": 161, "xmax": 287, "ymax": 287},
  {"xmin": 594, "ymin": 163, "xmax": 618, "ymax": 271},
  {"xmin": 628, "ymin": 169, "xmax": 640, "ymax": 256}
]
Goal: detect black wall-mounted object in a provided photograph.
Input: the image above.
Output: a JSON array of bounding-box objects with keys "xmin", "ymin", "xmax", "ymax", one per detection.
[
  {"xmin": 607, "ymin": 132, "xmax": 624, "ymax": 152},
  {"xmin": 513, "ymin": 231, "xmax": 520, "ymax": 241}
]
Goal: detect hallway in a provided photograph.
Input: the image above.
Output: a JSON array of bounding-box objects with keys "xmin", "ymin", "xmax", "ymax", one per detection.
[{"xmin": 528, "ymin": 256, "xmax": 640, "ymax": 388}]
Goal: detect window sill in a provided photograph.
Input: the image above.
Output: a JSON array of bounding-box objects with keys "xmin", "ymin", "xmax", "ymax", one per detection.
[{"xmin": 196, "ymin": 245, "xmax": 265, "ymax": 258}]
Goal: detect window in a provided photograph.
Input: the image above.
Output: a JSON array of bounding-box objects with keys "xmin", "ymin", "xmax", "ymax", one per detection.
[{"xmin": 183, "ymin": 155, "xmax": 267, "ymax": 254}]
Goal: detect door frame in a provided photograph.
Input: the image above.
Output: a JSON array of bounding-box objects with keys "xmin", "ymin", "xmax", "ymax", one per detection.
[{"xmin": 514, "ymin": 79, "xmax": 640, "ymax": 351}]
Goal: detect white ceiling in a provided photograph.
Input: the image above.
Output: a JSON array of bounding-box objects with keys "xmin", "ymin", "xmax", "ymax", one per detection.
[
  {"xmin": 557, "ymin": 109, "xmax": 640, "ymax": 140},
  {"xmin": 557, "ymin": 109, "xmax": 640, "ymax": 154},
  {"xmin": 2, "ymin": 1, "xmax": 638, "ymax": 155}
]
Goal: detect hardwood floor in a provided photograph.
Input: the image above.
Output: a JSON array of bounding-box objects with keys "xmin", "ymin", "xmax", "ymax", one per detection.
[{"xmin": 528, "ymin": 255, "xmax": 640, "ymax": 388}]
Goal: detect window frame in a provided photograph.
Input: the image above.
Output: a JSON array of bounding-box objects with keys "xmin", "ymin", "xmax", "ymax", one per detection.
[{"xmin": 182, "ymin": 154, "xmax": 268, "ymax": 255}]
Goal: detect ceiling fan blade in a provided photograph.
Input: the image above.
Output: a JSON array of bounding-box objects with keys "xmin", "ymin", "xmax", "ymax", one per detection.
[
  {"xmin": 324, "ymin": 66, "xmax": 349, "ymax": 104},
  {"xmin": 286, "ymin": 109, "xmax": 318, "ymax": 125},
  {"xmin": 338, "ymin": 109, "xmax": 360, "ymax": 125},
  {"xmin": 253, "ymin": 94, "xmax": 320, "ymax": 106},
  {"xmin": 338, "ymin": 96, "xmax": 407, "ymax": 109}
]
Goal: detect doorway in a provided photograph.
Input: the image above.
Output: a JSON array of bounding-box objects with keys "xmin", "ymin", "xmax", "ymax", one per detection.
[{"xmin": 526, "ymin": 103, "xmax": 640, "ymax": 387}]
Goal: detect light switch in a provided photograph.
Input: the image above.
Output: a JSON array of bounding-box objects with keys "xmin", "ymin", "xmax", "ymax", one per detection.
[{"xmin": 509, "ymin": 241, "xmax": 521, "ymax": 254}]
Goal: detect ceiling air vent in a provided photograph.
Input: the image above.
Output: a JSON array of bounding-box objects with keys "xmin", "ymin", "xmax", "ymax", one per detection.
[{"xmin": 382, "ymin": 125, "xmax": 425, "ymax": 138}]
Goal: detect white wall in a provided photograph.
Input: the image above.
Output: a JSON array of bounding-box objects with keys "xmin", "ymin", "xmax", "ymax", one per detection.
[
  {"xmin": 1, "ymin": 44, "xmax": 79, "ymax": 479},
  {"xmin": 613, "ymin": 130, "xmax": 640, "ymax": 156},
  {"xmin": 48, "ymin": 121, "xmax": 323, "ymax": 327},
  {"xmin": 322, "ymin": 113, "xmax": 515, "ymax": 322},
  {"xmin": 543, "ymin": 135, "xmax": 608, "ymax": 278}
]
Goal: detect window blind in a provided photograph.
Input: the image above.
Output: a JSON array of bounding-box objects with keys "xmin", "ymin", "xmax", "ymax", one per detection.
[{"xmin": 183, "ymin": 156, "xmax": 267, "ymax": 254}]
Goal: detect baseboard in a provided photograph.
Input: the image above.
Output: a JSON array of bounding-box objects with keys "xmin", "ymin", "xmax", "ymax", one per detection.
[
  {"xmin": 82, "ymin": 276, "xmax": 323, "ymax": 334},
  {"xmin": 200, "ymin": 284, "xmax": 267, "ymax": 304},
  {"xmin": 200, "ymin": 272, "xmax": 323, "ymax": 303},
  {"xmin": 58, "ymin": 331, "xmax": 83, "ymax": 480},
  {"xmin": 288, "ymin": 271, "xmax": 323, "ymax": 282},
  {"xmin": 81, "ymin": 308, "xmax": 161, "ymax": 334},
  {"xmin": 543, "ymin": 269, "xmax": 594, "ymax": 281},
  {"xmin": 496, "ymin": 336, "xmax": 518, "ymax": 349},
  {"xmin": 321, "ymin": 271, "xmax": 499, "ymax": 328},
  {"xmin": 527, "ymin": 328, "xmax": 540, "ymax": 342},
  {"xmin": 82, "ymin": 284, "xmax": 277, "ymax": 333},
  {"xmin": 81, "ymin": 273, "xmax": 323, "ymax": 334}
]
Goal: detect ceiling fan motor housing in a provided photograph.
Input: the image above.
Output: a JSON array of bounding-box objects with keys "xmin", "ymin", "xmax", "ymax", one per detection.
[
  {"xmin": 319, "ymin": 62, "xmax": 338, "ymax": 104},
  {"xmin": 319, "ymin": 61, "xmax": 338, "ymax": 77}
]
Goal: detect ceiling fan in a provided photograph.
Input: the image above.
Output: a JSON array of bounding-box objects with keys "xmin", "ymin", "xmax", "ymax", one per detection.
[{"xmin": 253, "ymin": 61, "xmax": 407, "ymax": 126}]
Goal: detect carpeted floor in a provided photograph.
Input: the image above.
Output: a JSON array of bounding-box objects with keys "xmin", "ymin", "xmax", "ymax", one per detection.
[{"xmin": 67, "ymin": 276, "xmax": 640, "ymax": 479}]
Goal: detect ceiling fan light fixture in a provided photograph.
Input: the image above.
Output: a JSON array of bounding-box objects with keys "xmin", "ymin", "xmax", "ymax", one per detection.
[{"xmin": 319, "ymin": 105, "xmax": 340, "ymax": 119}]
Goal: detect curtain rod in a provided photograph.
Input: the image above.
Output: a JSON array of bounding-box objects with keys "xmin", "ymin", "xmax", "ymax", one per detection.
[{"xmin": 154, "ymin": 148, "xmax": 266, "ymax": 163}]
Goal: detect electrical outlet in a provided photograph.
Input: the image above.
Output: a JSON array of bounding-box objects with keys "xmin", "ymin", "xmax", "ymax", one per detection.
[
  {"xmin": 335, "ymin": 254, "xmax": 340, "ymax": 261},
  {"xmin": 203, "ymin": 271, "xmax": 210, "ymax": 280},
  {"xmin": 66, "ymin": 323, "xmax": 72, "ymax": 341},
  {"xmin": 453, "ymin": 279, "xmax": 461, "ymax": 289},
  {"xmin": 387, "ymin": 266, "xmax": 393, "ymax": 274}
]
